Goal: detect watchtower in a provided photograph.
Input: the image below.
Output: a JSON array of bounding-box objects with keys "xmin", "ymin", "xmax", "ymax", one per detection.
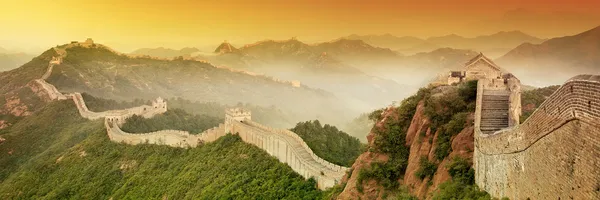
[
  {"xmin": 84, "ymin": 38, "xmax": 94, "ymax": 45},
  {"xmin": 152, "ymin": 97, "xmax": 167, "ymax": 112},
  {"xmin": 224, "ymin": 108, "xmax": 251, "ymax": 133}
]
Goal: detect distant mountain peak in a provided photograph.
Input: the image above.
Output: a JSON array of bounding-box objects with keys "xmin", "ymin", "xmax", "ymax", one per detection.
[
  {"xmin": 214, "ymin": 41, "xmax": 238, "ymax": 54},
  {"xmin": 581, "ymin": 25, "xmax": 600, "ymax": 36}
]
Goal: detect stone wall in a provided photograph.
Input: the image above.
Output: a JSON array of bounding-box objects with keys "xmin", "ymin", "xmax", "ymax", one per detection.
[
  {"xmin": 105, "ymin": 119, "xmax": 200, "ymax": 148},
  {"xmin": 229, "ymin": 120, "xmax": 347, "ymax": 189},
  {"xmin": 69, "ymin": 92, "xmax": 164, "ymax": 122},
  {"xmin": 474, "ymin": 75, "xmax": 600, "ymax": 199},
  {"xmin": 242, "ymin": 120, "xmax": 349, "ymax": 173},
  {"xmin": 34, "ymin": 79, "xmax": 67, "ymax": 100}
]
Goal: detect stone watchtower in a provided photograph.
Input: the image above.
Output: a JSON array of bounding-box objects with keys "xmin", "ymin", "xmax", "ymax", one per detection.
[
  {"xmin": 84, "ymin": 38, "xmax": 94, "ymax": 45},
  {"xmin": 152, "ymin": 97, "xmax": 167, "ymax": 113},
  {"xmin": 224, "ymin": 108, "xmax": 251, "ymax": 133}
]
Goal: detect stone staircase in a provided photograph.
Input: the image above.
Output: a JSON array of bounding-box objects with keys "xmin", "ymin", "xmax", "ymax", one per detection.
[{"xmin": 481, "ymin": 89, "xmax": 510, "ymax": 134}]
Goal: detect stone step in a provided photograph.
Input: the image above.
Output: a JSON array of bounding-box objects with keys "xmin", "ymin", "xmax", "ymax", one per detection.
[
  {"xmin": 483, "ymin": 94, "xmax": 509, "ymax": 97},
  {"xmin": 481, "ymin": 118, "xmax": 509, "ymax": 122},
  {"xmin": 481, "ymin": 110, "xmax": 508, "ymax": 114},
  {"xmin": 481, "ymin": 126, "xmax": 508, "ymax": 130},
  {"xmin": 482, "ymin": 108, "xmax": 509, "ymax": 112},
  {"xmin": 482, "ymin": 97, "xmax": 509, "ymax": 101},
  {"xmin": 481, "ymin": 119, "xmax": 509, "ymax": 123},
  {"xmin": 480, "ymin": 127, "xmax": 504, "ymax": 131},
  {"xmin": 483, "ymin": 90, "xmax": 510, "ymax": 95},
  {"xmin": 481, "ymin": 113, "xmax": 508, "ymax": 117},
  {"xmin": 482, "ymin": 102, "xmax": 509, "ymax": 106},
  {"xmin": 480, "ymin": 128, "xmax": 502, "ymax": 134},
  {"xmin": 482, "ymin": 106, "xmax": 509, "ymax": 110},
  {"xmin": 481, "ymin": 118, "xmax": 508, "ymax": 121},
  {"xmin": 480, "ymin": 123, "xmax": 508, "ymax": 127}
]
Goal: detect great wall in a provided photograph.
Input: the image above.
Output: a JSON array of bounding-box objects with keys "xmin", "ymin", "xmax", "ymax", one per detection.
[
  {"xmin": 25, "ymin": 39, "xmax": 600, "ymax": 196},
  {"xmin": 30, "ymin": 39, "xmax": 348, "ymax": 190}
]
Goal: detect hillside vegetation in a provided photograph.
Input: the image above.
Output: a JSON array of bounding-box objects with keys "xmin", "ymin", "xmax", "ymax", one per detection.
[
  {"xmin": 120, "ymin": 109, "xmax": 221, "ymax": 134},
  {"xmin": 291, "ymin": 120, "xmax": 363, "ymax": 167},
  {"xmin": 0, "ymin": 101, "xmax": 327, "ymax": 199}
]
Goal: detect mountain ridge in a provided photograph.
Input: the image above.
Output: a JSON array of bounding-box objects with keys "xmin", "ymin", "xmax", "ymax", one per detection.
[
  {"xmin": 496, "ymin": 25, "xmax": 600, "ymax": 86},
  {"xmin": 342, "ymin": 31, "xmax": 544, "ymax": 58},
  {"xmin": 0, "ymin": 41, "xmax": 354, "ymax": 129}
]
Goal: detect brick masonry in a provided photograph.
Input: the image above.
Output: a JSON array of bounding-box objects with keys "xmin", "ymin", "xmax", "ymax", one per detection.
[{"xmin": 474, "ymin": 75, "xmax": 600, "ymax": 199}]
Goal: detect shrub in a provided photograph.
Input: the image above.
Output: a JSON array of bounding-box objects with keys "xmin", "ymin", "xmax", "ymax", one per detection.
[
  {"xmin": 432, "ymin": 156, "xmax": 490, "ymax": 200},
  {"xmin": 434, "ymin": 112, "xmax": 469, "ymax": 161},
  {"xmin": 458, "ymin": 80, "xmax": 478, "ymax": 103},
  {"xmin": 447, "ymin": 157, "xmax": 475, "ymax": 185},
  {"xmin": 368, "ymin": 108, "xmax": 385, "ymax": 122},
  {"xmin": 432, "ymin": 181, "xmax": 491, "ymax": 200},
  {"xmin": 357, "ymin": 157, "xmax": 408, "ymax": 190},
  {"xmin": 415, "ymin": 156, "xmax": 437, "ymax": 180}
]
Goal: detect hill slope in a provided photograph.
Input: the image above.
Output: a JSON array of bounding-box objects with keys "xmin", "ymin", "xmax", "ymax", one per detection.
[
  {"xmin": 0, "ymin": 49, "xmax": 59, "ymax": 128},
  {"xmin": 497, "ymin": 25, "xmax": 600, "ymax": 86}
]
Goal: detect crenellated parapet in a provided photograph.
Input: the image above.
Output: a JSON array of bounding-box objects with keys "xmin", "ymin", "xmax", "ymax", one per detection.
[{"xmin": 474, "ymin": 74, "xmax": 600, "ymax": 199}]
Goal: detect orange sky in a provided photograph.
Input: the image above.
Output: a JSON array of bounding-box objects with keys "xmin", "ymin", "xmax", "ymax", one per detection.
[{"xmin": 1, "ymin": 0, "xmax": 599, "ymax": 53}]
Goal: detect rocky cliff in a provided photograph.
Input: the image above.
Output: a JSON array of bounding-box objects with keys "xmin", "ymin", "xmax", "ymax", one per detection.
[{"xmin": 336, "ymin": 83, "xmax": 479, "ymax": 199}]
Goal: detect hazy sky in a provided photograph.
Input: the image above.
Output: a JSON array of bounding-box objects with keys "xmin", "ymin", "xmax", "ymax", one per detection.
[{"xmin": 1, "ymin": 0, "xmax": 599, "ymax": 53}]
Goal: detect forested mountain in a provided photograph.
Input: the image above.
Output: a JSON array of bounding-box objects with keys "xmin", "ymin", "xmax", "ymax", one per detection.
[{"xmin": 0, "ymin": 101, "xmax": 327, "ymax": 199}]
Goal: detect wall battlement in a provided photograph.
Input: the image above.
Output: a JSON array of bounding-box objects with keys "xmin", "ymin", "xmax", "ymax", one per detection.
[{"xmin": 474, "ymin": 74, "xmax": 600, "ymax": 199}]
